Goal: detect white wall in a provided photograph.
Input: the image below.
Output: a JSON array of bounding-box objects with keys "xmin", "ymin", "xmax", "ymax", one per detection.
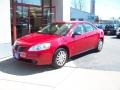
[
  {"xmin": 53, "ymin": 0, "xmax": 70, "ymax": 21},
  {"xmin": 0, "ymin": 0, "xmax": 11, "ymax": 43},
  {"xmin": 63, "ymin": 0, "xmax": 70, "ymax": 21},
  {"xmin": 53, "ymin": 0, "xmax": 63, "ymax": 21}
]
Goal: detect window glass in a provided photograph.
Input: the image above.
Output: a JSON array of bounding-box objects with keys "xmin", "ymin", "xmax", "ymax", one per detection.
[
  {"xmin": 84, "ymin": 24, "xmax": 95, "ymax": 32},
  {"xmin": 74, "ymin": 24, "xmax": 84, "ymax": 34},
  {"xmin": 17, "ymin": 0, "xmax": 41, "ymax": 5},
  {"xmin": 43, "ymin": 0, "xmax": 51, "ymax": 7},
  {"xmin": 38, "ymin": 23, "xmax": 73, "ymax": 36},
  {"xmin": 71, "ymin": 18, "xmax": 76, "ymax": 21}
]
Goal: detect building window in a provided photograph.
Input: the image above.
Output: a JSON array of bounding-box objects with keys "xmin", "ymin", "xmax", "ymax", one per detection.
[
  {"xmin": 71, "ymin": 18, "xmax": 76, "ymax": 21},
  {"xmin": 43, "ymin": 0, "xmax": 51, "ymax": 7},
  {"xmin": 79, "ymin": 18, "xmax": 84, "ymax": 21},
  {"xmin": 17, "ymin": 0, "xmax": 42, "ymax": 5},
  {"xmin": 11, "ymin": 0, "xmax": 56, "ymax": 43}
]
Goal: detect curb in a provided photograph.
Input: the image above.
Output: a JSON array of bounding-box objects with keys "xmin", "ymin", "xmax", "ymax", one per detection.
[{"xmin": 0, "ymin": 56, "xmax": 13, "ymax": 61}]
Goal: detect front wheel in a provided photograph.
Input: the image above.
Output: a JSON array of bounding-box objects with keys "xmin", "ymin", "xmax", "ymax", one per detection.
[
  {"xmin": 52, "ymin": 48, "xmax": 68, "ymax": 69},
  {"xmin": 95, "ymin": 39, "xmax": 103, "ymax": 52}
]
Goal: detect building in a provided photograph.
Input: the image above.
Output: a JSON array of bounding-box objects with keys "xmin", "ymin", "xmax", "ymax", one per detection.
[
  {"xmin": 70, "ymin": 0, "xmax": 95, "ymax": 22},
  {"xmin": 0, "ymin": 0, "xmax": 71, "ymax": 59},
  {"xmin": 0, "ymin": 0, "xmax": 71, "ymax": 45},
  {"xmin": 70, "ymin": 7, "xmax": 91, "ymax": 21},
  {"xmin": 0, "ymin": 0, "xmax": 95, "ymax": 58}
]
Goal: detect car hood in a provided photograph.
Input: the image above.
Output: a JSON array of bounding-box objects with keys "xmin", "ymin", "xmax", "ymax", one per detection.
[{"xmin": 17, "ymin": 33, "xmax": 61, "ymax": 46}]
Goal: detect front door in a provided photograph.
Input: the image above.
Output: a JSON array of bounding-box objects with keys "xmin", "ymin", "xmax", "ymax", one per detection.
[{"xmin": 70, "ymin": 24, "xmax": 86, "ymax": 56}]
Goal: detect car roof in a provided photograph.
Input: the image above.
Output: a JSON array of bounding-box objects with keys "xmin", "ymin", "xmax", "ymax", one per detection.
[{"xmin": 52, "ymin": 21, "xmax": 90, "ymax": 24}]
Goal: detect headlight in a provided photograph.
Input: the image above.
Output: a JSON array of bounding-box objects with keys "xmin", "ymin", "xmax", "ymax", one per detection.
[{"xmin": 28, "ymin": 43, "xmax": 51, "ymax": 51}]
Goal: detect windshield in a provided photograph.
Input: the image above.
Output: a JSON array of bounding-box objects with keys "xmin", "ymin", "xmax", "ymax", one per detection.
[{"xmin": 38, "ymin": 23, "xmax": 73, "ymax": 36}]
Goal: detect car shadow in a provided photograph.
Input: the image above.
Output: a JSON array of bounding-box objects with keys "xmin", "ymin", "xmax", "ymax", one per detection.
[
  {"xmin": 70, "ymin": 50, "xmax": 95, "ymax": 61},
  {"xmin": 0, "ymin": 50, "xmax": 96, "ymax": 76},
  {"xmin": 111, "ymin": 36, "xmax": 120, "ymax": 39},
  {"xmin": 0, "ymin": 49, "xmax": 119, "ymax": 76},
  {"xmin": 0, "ymin": 58, "xmax": 55, "ymax": 76},
  {"xmin": 67, "ymin": 50, "xmax": 120, "ymax": 72}
]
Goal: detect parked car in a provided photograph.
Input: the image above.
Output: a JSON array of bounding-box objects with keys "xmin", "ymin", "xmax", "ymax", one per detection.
[
  {"xmin": 95, "ymin": 23, "xmax": 105, "ymax": 30},
  {"xmin": 13, "ymin": 21, "xmax": 104, "ymax": 68},
  {"xmin": 104, "ymin": 25, "xmax": 116, "ymax": 35},
  {"xmin": 116, "ymin": 27, "xmax": 120, "ymax": 38}
]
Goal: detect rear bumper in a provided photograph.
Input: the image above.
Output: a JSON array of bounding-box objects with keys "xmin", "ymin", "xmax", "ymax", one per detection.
[{"xmin": 104, "ymin": 30, "xmax": 116, "ymax": 35}]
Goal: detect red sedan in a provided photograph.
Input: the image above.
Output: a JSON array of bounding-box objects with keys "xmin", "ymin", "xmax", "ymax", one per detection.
[{"xmin": 13, "ymin": 21, "xmax": 104, "ymax": 68}]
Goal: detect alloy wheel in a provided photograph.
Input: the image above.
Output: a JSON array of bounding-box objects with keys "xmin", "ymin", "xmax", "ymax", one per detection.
[
  {"xmin": 98, "ymin": 40, "xmax": 103, "ymax": 51},
  {"xmin": 52, "ymin": 48, "xmax": 68, "ymax": 68},
  {"xmin": 56, "ymin": 51, "xmax": 67, "ymax": 66}
]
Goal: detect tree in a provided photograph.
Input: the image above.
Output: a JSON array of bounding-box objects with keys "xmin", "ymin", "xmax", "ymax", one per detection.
[
  {"xmin": 73, "ymin": 0, "xmax": 84, "ymax": 10},
  {"xmin": 95, "ymin": 16, "xmax": 99, "ymax": 23},
  {"xmin": 78, "ymin": 0, "xmax": 84, "ymax": 10},
  {"xmin": 73, "ymin": 0, "xmax": 77, "ymax": 8}
]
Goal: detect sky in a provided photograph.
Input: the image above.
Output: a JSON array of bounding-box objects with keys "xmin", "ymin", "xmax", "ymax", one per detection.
[
  {"xmin": 95, "ymin": 0, "xmax": 120, "ymax": 20},
  {"xmin": 71, "ymin": 0, "xmax": 120, "ymax": 20}
]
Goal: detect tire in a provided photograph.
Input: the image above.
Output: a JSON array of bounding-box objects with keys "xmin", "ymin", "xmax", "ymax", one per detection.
[
  {"xmin": 95, "ymin": 39, "xmax": 103, "ymax": 52},
  {"xmin": 52, "ymin": 48, "xmax": 68, "ymax": 69},
  {"xmin": 117, "ymin": 35, "xmax": 120, "ymax": 38},
  {"xmin": 107, "ymin": 31, "xmax": 111, "ymax": 35}
]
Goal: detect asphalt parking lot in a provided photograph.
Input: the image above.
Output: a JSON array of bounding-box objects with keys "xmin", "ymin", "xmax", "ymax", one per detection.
[
  {"xmin": 0, "ymin": 36, "xmax": 120, "ymax": 90},
  {"xmin": 69, "ymin": 35, "xmax": 120, "ymax": 71}
]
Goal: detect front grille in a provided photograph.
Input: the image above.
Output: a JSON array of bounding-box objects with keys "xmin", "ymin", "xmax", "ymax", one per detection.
[
  {"xmin": 20, "ymin": 59, "xmax": 37, "ymax": 64},
  {"xmin": 14, "ymin": 45, "xmax": 27, "ymax": 52}
]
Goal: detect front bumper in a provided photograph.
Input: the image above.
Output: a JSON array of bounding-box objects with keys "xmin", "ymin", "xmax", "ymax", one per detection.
[{"xmin": 13, "ymin": 47, "xmax": 54, "ymax": 65}]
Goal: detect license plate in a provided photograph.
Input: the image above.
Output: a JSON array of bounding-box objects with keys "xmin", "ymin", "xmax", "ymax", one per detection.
[
  {"xmin": 14, "ymin": 52, "xmax": 20, "ymax": 59},
  {"xmin": 107, "ymin": 31, "xmax": 111, "ymax": 34}
]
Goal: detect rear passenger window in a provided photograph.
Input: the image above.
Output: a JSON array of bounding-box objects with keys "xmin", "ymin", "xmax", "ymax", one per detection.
[{"xmin": 84, "ymin": 24, "xmax": 96, "ymax": 32}]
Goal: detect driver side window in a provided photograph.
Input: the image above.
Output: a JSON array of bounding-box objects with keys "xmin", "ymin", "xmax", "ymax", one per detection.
[{"xmin": 74, "ymin": 24, "xmax": 84, "ymax": 34}]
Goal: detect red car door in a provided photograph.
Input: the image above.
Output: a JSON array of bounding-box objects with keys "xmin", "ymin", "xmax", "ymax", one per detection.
[
  {"xmin": 83, "ymin": 23, "xmax": 99, "ymax": 50},
  {"xmin": 68, "ymin": 24, "xmax": 87, "ymax": 56}
]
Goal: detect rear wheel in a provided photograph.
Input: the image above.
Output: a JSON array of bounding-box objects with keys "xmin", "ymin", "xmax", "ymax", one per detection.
[
  {"xmin": 95, "ymin": 39, "xmax": 103, "ymax": 52},
  {"xmin": 52, "ymin": 48, "xmax": 68, "ymax": 69}
]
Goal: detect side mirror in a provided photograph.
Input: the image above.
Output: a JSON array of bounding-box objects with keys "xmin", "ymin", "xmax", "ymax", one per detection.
[{"xmin": 72, "ymin": 32, "xmax": 82, "ymax": 37}]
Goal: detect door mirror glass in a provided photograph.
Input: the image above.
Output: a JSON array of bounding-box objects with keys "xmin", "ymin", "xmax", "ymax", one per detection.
[
  {"xmin": 72, "ymin": 24, "xmax": 84, "ymax": 37},
  {"xmin": 72, "ymin": 32, "xmax": 82, "ymax": 38},
  {"xmin": 73, "ymin": 32, "xmax": 82, "ymax": 35}
]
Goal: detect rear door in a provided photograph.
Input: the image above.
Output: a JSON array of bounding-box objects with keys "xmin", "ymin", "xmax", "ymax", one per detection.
[{"xmin": 83, "ymin": 23, "xmax": 99, "ymax": 50}]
